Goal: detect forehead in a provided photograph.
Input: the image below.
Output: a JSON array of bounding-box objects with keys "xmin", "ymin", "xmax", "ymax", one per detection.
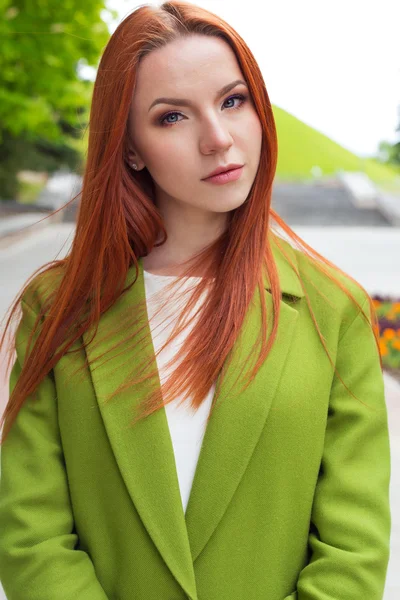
[{"xmin": 133, "ymin": 35, "xmax": 242, "ymax": 104}]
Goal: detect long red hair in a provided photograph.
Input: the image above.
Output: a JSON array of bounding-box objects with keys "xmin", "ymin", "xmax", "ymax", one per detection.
[{"xmin": 0, "ymin": 0, "xmax": 381, "ymax": 445}]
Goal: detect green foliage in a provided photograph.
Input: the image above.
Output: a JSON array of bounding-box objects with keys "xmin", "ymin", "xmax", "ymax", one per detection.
[
  {"xmin": 0, "ymin": 129, "xmax": 84, "ymax": 199},
  {"xmin": 18, "ymin": 179, "xmax": 48, "ymax": 204},
  {"xmin": 0, "ymin": 0, "xmax": 116, "ymax": 199}
]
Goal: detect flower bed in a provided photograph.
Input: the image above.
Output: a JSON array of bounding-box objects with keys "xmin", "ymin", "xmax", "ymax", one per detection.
[{"xmin": 372, "ymin": 295, "xmax": 400, "ymax": 383}]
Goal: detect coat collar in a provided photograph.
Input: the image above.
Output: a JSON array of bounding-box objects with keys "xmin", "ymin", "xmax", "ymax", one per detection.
[{"xmin": 83, "ymin": 234, "xmax": 303, "ymax": 600}]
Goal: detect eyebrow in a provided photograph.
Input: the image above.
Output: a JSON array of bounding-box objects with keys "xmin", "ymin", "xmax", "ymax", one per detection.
[{"xmin": 148, "ymin": 79, "xmax": 248, "ymax": 112}]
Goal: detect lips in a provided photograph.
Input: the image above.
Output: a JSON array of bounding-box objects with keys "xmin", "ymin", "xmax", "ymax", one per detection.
[
  {"xmin": 203, "ymin": 164, "xmax": 243, "ymax": 180},
  {"xmin": 202, "ymin": 165, "xmax": 244, "ymax": 185}
]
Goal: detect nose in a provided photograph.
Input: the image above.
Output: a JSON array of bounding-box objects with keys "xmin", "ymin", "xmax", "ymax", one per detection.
[{"xmin": 199, "ymin": 118, "xmax": 234, "ymax": 155}]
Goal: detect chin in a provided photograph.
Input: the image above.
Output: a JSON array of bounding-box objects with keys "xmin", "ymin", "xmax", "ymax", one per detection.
[{"xmin": 213, "ymin": 199, "xmax": 247, "ymax": 213}]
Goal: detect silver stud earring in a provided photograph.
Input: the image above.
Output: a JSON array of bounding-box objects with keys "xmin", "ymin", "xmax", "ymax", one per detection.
[{"xmin": 131, "ymin": 163, "xmax": 138, "ymax": 170}]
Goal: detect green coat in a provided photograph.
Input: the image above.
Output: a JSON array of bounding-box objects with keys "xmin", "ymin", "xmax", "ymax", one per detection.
[{"xmin": 0, "ymin": 236, "xmax": 391, "ymax": 600}]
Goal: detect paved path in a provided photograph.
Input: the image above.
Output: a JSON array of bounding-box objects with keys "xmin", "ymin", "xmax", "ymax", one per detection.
[
  {"xmin": 385, "ymin": 373, "xmax": 400, "ymax": 598},
  {"xmin": 290, "ymin": 226, "xmax": 400, "ymax": 297},
  {"xmin": 0, "ymin": 224, "xmax": 399, "ymax": 599}
]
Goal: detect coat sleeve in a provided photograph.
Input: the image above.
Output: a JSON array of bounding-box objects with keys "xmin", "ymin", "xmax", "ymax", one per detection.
[
  {"xmin": 0, "ymin": 299, "xmax": 109, "ymax": 600},
  {"xmin": 296, "ymin": 296, "xmax": 392, "ymax": 599}
]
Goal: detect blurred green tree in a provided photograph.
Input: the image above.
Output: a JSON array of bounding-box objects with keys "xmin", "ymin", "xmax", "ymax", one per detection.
[
  {"xmin": 376, "ymin": 105, "xmax": 400, "ymax": 169},
  {"xmin": 0, "ymin": 0, "xmax": 115, "ymax": 200}
]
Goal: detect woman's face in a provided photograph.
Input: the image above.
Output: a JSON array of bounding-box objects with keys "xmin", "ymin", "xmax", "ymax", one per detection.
[{"xmin": 128, "ymin": 34, "xmax": 263, "ymax": 216}]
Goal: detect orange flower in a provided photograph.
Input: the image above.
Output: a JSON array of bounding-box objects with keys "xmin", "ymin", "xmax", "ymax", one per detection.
[
  {"xmin": 394, "ymin": 302, "xmax": 400, "ymax": 313},
  {"xmin": 383, "ymin": 328, "xmax": 396, "ymax": 340},
  {"xmin": 372, "ymin": 299, "xmax": 381, "ymax": 309},
  {"xmin": 393, "ymin": 340, "xmax": 400, "ymax": 351},
  {"xmin": 379, "ymin": 340, "xmax": 389, "ymax": 356}
]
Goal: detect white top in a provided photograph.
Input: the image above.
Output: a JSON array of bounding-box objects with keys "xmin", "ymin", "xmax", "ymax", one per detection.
[{"xmin": 143, "ymin": 270, "xmax": 216, "ymax": 514}]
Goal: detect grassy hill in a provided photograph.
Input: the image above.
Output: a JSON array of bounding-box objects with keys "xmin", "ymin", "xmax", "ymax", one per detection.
[{"xmin": 272, "ymin": 104, "xmax": 399, "ymax": 185}]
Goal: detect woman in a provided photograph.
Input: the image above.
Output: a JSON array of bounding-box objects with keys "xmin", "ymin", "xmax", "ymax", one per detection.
[{"xmin": 0, "ymin": 2, "xmax": 391, "ymax": 599}]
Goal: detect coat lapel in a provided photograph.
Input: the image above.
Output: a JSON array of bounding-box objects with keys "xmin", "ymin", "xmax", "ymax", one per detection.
[{"xmin": 83, "ymin": 235, "xmax": 304, "ymax": 599}]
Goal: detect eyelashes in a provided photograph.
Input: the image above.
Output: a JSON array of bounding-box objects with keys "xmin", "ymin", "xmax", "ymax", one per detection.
[{"xmin": 158, "ymin": 93, "xmax": 248, "ymax": 127}]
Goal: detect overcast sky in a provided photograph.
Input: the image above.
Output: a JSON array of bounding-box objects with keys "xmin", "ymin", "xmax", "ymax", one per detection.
[{"xmin": 103, "ymin": 0, "xmax": 400, "ymax": 158}]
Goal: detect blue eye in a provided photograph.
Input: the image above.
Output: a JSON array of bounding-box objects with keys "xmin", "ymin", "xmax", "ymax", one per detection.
[{"xmin": 158, "ymin": 93, "xmax": 248, "ymax": 127}]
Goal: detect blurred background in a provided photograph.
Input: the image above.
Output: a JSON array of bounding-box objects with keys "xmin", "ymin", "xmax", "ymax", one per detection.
[{"xmin": 0, "ymin": 1, "xmax": 399, "ymax": 598}]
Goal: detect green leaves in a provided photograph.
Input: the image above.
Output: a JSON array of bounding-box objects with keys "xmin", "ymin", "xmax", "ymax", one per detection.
[
  {"xmin": 0, "ymin": 0, "xmax": 113, "ymax": 199},
  {"xmin": 0, "ymin": 0, "xmax": 111, "ymax": 140}
]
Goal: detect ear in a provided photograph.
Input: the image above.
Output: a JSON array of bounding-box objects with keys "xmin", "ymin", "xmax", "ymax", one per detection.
[
  {"xmin": 125, "ymin": 134, "xmax": 144, "ymax": 170},
  {"xmin": 126, "ymin": 151, "xmax": 144, "ymax": 171}
]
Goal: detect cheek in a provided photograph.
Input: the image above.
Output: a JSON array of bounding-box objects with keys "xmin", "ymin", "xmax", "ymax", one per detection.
[
  {"xmin": 245, "ymin": 116, "xmax": 263, "ymax": 154},
  {"xmin": 144, "ymin": 143, "xmax": 198, "ymax": 191},
  {"xmin": 143, "ymin": 135, "xmax": 192, "ymax": 172}
]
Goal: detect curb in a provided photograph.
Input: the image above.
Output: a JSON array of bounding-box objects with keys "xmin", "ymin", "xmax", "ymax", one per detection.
[{"xmin": 0, "ymin": 211, "xmax": 62, "ymax": 249}]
